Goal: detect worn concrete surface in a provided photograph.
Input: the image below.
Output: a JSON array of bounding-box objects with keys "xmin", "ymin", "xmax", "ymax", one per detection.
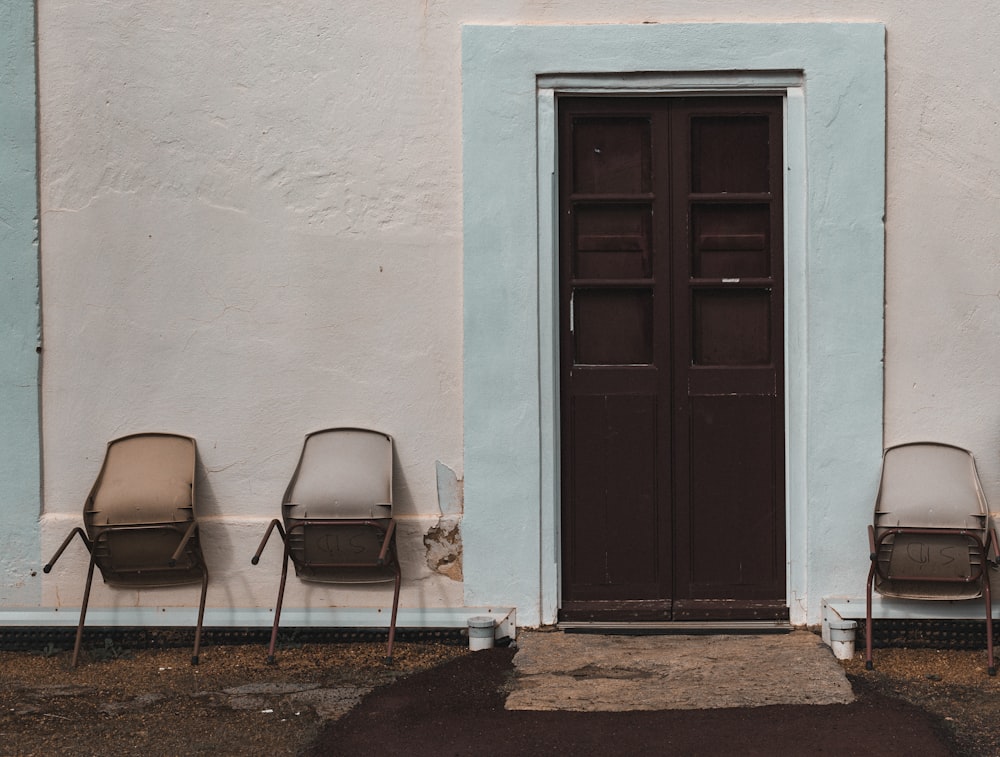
[{"xmin": 505, "ymin": 630, "xmax": 854, "ymax": 712}]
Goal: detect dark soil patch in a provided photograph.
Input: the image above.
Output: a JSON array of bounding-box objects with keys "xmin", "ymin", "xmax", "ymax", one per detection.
[{"xmin": 307, "ymin": 647, "xmax": 957, "ymax": 756}]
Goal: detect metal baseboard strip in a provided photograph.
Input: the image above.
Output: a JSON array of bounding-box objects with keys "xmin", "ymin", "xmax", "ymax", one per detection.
[{"xmin": 559, "ymin": 620, "xmax": 793, "ymax": 635}]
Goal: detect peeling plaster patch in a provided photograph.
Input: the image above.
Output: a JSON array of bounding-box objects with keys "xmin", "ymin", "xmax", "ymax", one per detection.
[
  {"xmin": 424, "ymin": 461, "xmax": 463, "ymax": 581},
  {"xmin": 423, "ymin": 520, "xmax": 463, "ymax": 582}
]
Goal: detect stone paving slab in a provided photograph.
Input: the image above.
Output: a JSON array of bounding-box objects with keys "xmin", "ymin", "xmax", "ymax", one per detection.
[{"xmin": 505, "ymin": 630, "xmax": 854, "ymax": 711}]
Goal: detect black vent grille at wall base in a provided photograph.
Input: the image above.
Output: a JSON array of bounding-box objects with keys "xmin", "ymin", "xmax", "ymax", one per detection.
[
  {"xmin": 860, "ymin": 619, "xmax": 999, "ymax": 651},
  {"xmin": 0, "ymin": 627, "xmax": 467, "ymax": 653}
]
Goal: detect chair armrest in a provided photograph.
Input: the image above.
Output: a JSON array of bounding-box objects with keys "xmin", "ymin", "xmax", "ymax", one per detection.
[
  {"xmin": 169, "ymin": 521, "xmax": 199, "ymax": 567},
  {"xmin": 251, "ymin": 519, "xmax": 286, "ymax": 565},
  {"xmin": 43, "ymin": 527, "xmax": 90, "ymax": 573},
  {"xmin": 377, "ymin": 519, "xmax": 397, "ymax": 566}
]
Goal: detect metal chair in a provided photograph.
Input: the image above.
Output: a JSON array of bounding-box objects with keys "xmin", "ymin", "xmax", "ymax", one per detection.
[
  {"xmin": 44, "ymin": 433, "xmax": 208, "ymax": 666},
  {"xmin": 866, "ymin": 442, "xmax": 998, "ymax": 675},
  {"xmin": 252, "ymin": 428, "xmax": 401, "ymax": 663}
]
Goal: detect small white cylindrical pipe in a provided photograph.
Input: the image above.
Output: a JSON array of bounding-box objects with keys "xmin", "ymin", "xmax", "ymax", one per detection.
[
  {"xmin": 828, "ymin": 619, "xmax": 857, "ymax": 660},
  {"xmin": 468, "ymin": 616, "xmax": 496, "ymax": 651}
]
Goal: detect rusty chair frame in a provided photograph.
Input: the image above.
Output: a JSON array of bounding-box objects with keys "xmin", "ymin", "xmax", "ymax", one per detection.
[
  {"xmin": 44, "ymin": 433, "xmax": 208, "ymax": 667},
  {"xmin": 252, "ymin": 428, "xmax": 401, "ymax": 663}
]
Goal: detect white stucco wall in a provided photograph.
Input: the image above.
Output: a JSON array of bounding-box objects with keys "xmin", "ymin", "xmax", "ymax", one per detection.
[
  {"xmin": 36, "ymin": 0, "xmax": 467, "ymax": 616},
  {"xmin": 12, "ymin": 1, "xmax": 1000, "ymax": 627}
]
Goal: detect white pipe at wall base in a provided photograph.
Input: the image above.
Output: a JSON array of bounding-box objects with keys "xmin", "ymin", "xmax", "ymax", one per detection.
[
  {"xmin": 827, "ymin": 619, "xmax": 857, "ymax": 660},
  {"xmin": 468, "ymin": 616, "xmax": 496, "ymax": 651}
]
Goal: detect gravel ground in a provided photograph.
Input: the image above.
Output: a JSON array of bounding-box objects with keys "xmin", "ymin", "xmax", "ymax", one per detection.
[
  {"xmin": 0, "ymin": 640, "xmax": 466, "ymax": 756},
  {"xmin": 1, "ymin": 639, "xmax": 999, "ymax": 755}
]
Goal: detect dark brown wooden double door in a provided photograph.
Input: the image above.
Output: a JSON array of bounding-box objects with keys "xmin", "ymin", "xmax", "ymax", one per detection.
[{"xmin": 559, "ymin": 96, "xmax": 786, "ymax": 622}]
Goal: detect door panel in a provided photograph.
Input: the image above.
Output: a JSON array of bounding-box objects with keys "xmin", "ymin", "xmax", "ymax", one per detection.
[
  {"xmin": 691, "ymin": 204, "xmax": 772, "ymax": 278},
  {"xmin": 560, "ymin": 96, "xmax": 786, "ymax": 622},
  {"xmin": 559, "ymin": 99, "xmax": 669, "ymax": 615},
  {"xmin": 685, "ymin": 395, "xmax": 781, "ymax": 594},
  {"xmin": 566, "ymin": 394, "xmax": 660, "ymax": 597},
  {"xmin": 571, "ymin": 117, "xmax": 652, "ymax": 194},
  {"xmin": 670, "ymin": 98, "xmax": 785, "ymax": 618},
  {"xmin": 573, "ymin": 205, "xmax": 652, "ymax": 279},
  {"xmin": 690, "ymin": 115, "xmax": 772, "ymax": 193},
  {"xmin": 574, "ymin": 289, "xmax": 654, "ymax": 365},
  {"xmin": 691, "ymin": 289, "xmax": 772, "ymax": 366}
]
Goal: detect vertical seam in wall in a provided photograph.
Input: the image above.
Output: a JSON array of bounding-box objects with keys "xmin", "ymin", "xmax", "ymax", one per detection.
[
  {"xmin": 33, "ymin": 0, "xmax": 45, "ymax": 520},
  {"xmin": 881, "ymin": 26, "xmax": 889, "ymax": 451}
]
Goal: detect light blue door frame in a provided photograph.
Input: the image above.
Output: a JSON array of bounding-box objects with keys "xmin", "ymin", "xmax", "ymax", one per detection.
[{"xmin": 462, "ymin": 23, "xmax": 885, "ymax": 627}]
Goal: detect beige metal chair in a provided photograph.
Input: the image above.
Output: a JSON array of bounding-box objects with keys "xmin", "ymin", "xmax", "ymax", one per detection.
[
  {"xmin": 44, "ymin": 433, "xmax": 208, "ymax": 666},
  {"xmin": 252, "ymin": 428, "xmax": 401, "ymax": 663},
  {"xmin": 866, "ymin": 442, "xmax": 998, "ymax": 675}
]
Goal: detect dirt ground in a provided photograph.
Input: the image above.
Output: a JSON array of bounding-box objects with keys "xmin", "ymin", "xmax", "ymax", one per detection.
[
  {"xmin": 1, "ymin": 636, "xmax": 999, "ymax": 755},
  {"xmin": 0, "ymin": 640, "xmax": 466, "ymax": 756}
]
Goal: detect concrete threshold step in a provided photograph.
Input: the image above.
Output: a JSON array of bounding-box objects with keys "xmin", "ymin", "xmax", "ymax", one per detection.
[{"xmin": 558, "ymin": 620, "xmax": 793, "ymax": 635}]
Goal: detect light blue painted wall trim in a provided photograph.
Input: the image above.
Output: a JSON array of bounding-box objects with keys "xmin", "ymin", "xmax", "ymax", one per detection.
[
  {"xmin": 462, "ymin": 23, "xmax": 885, "ymax": 627},
  {"xmin": 0, "ymin": 1, "xmax": 42, "ymax": 606}
]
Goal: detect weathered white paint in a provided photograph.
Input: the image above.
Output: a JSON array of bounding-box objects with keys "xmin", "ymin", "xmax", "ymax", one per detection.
[
  {"xmin": 1, "ymin": 1, "xmax": 995, "ymax": 631},
  {"xmin": 0, "ymin": 1, "xmax": 41, "ymax": 607}
]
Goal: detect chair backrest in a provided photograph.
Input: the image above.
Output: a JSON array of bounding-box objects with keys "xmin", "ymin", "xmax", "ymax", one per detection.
[
  {"xmin": 283, "ymin": 428, "xmax": 393, "ymax": 521},
  {"xmin": 875, "ymin": 442, "xmax": 988, "ymax": 531},
  {"xmin": 86, "ymin": 433, "xmax": 197, "ymax": 529},
  {"xmin": 83, "ymin": 433, "xmax": 202, "ymax": 587},
  {"xmin": 281, "ymin": 428, "xmax": 396, "ymax": 584}
]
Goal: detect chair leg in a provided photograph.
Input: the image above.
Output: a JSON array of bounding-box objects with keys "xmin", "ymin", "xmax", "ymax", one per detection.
[
  {"xmin": 192, "ymin": 569, "xmax": 209, "ymax": 666},
  {"xmin": 865, "ymin": 562, "xmax": 875, "ymax": 671},
  {"xmin": 385, "ymin": 561, "xmax": 401, "ymax": 664},
  {"xmin": 983, "ymin": 573, "xmax": 996, "ymax": 676},
  {"xmin": 267, "ymin": 542, "xmax": 291, "ymax": 664},
  {"xmin": 71, "ymin": 551, "xmax": 98, "ymax": 668}
]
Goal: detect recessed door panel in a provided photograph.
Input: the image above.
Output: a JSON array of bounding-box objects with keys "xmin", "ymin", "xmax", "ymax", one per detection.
[
  {"xmin": 565, "ymin": 394, "xmax": 660, "ymax": 597},
  {"xmin": 574, "ymin": 289, "xmax": 654, "ymax": 366},
  {"xmin": 572, "ymin": 117, "xmax": 652, "ymax": 194},
  {"xmin": 684, "ymin": 395, "xmax": 782, "ymax": 595},
  {"xmin": 690, "ymin": 115, "xmax": 771, "ymax": 193},
  {"xmin": 573, "ymin": 204, "xmax": 653, "ymax": 279},
  {"xmin": 692, "ymin": 289, "xmax": 772, "ymax": 366},
  {"xmin": 692, "ymin": 204, "xmax": 771, "ymax": 278}
]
